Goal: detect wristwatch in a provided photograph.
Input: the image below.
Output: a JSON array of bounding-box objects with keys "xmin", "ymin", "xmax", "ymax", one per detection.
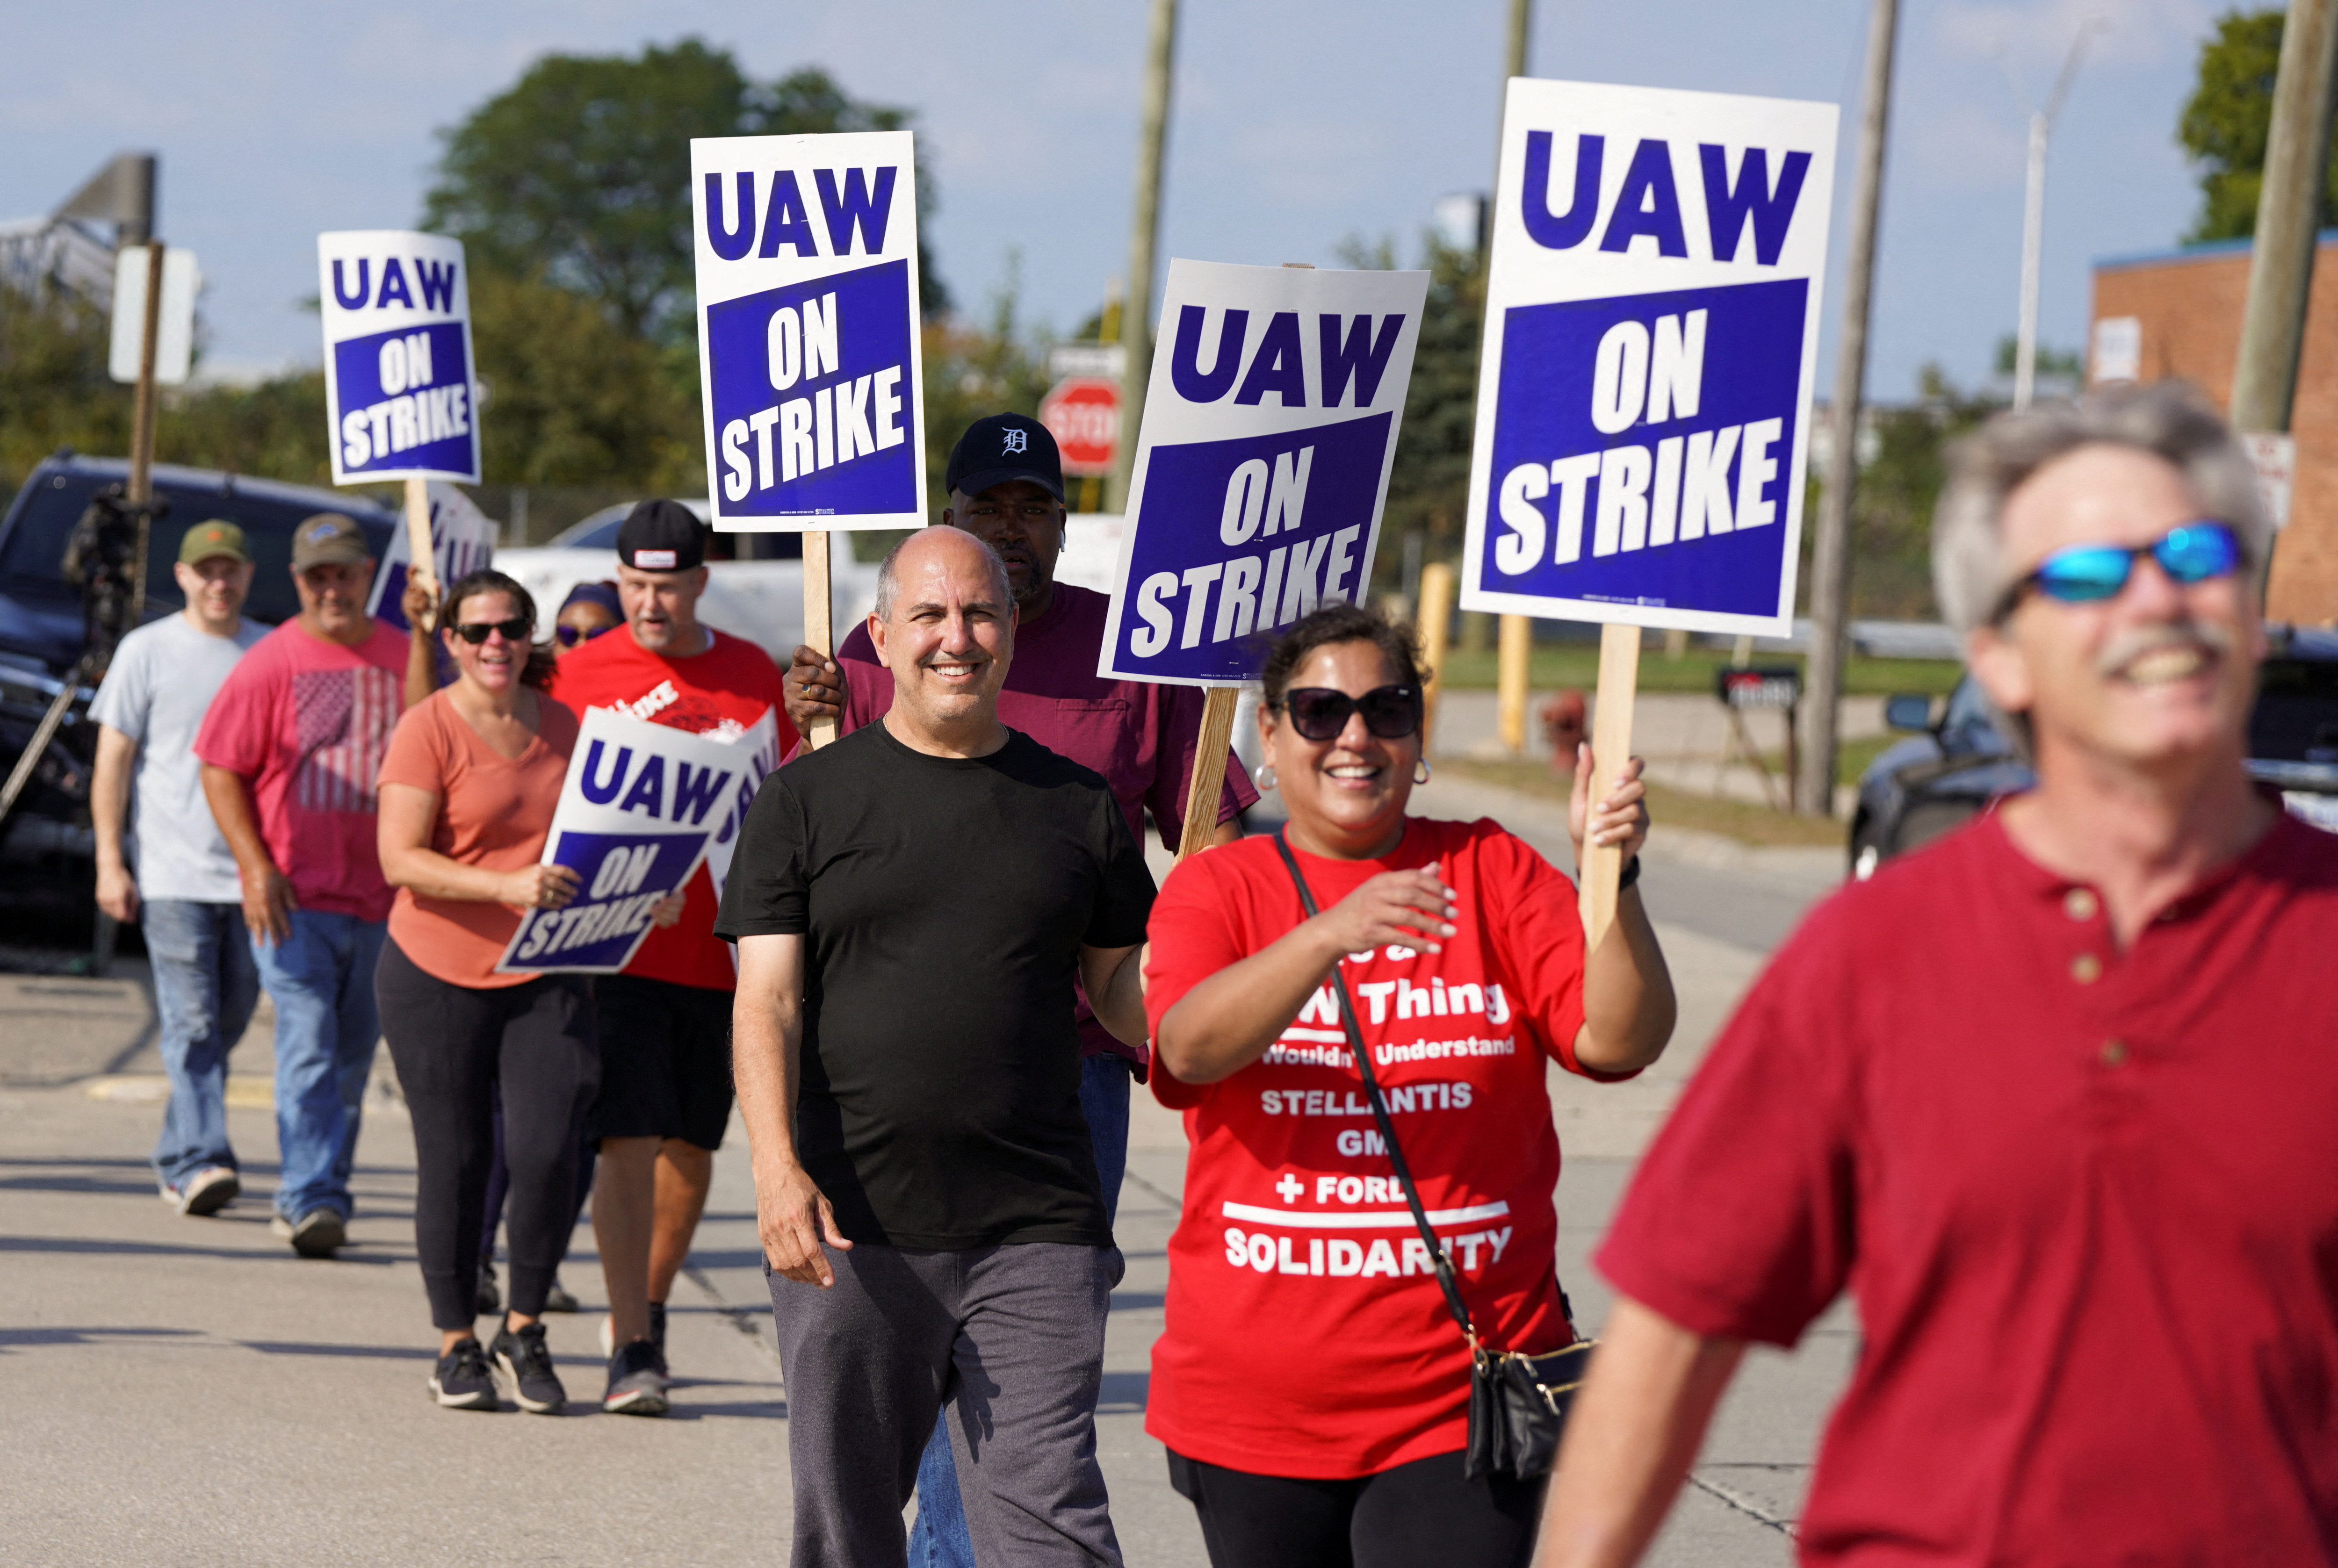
[{"xmin": 1617, "ymin": 854, "xmax": 1641, "ymax": 890}]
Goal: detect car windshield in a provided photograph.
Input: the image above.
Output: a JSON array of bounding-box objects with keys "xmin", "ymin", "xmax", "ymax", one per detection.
[
  {"xmin": 0, "ymin": 471, "xmax": 392, "ymax": 626},
  {"xmin": 2250, "ymin": 657, "xmax": 2338, "ymax": 764}
]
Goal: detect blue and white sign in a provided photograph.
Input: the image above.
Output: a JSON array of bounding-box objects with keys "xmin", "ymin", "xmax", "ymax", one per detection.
[
  {"xmin": 1099, "ymin": 260, "xmax": 1428, "ymax": 685},
  {"xmin": 366, "ymin": 482, "xmax": 498, "ymax": 632},
  {"xmin": 691, "ymin": 130, "xmax": 926, "ymax": 531},
  {"xmin": 496, "ymin": 709, "xmax": 773, "ymax": 974},
  {"xmin": 318, "ymin": 231, "xmax": 479, "ymax": 485},
  {"xmin": 1460, "ymin": 80, "xmax": 1838, "ymax": 635}
]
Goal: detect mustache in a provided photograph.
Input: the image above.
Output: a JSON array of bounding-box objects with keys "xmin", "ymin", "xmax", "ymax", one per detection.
[{"xmin": 2095, "ymin": 620, "xmax": 2233, "ymax": 678}]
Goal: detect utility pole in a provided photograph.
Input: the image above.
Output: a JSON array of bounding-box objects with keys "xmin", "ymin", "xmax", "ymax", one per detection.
[
  {"xmin": 1496, "ymin": 0, "xmax": 1536, "ymax": 755},
  {"xmin": 1795, "ymin": 0, "xmax": 1899, "ymax": 816},
  {"xmin": 2010, "ymin": 29, "xmax": 2096, "ymax": 411},
  {"xmin": 1106, "ymin": 0, "xmax": 1179, "ymax": 513},
  {"xmin": 2231, "ymin": 0, "xmax": 2338, "ymax": 438}
]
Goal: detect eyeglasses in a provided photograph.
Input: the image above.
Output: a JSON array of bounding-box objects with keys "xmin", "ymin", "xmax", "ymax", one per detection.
[
  {"xmin": 554, "ymin": 622, "xmax": 614, "ymax": 647},
  {"xmin": 1992, "ymin": 521, "xmax": 2243, "ymax": 623},
  {"xmin": 1277, "ymin": 685, "xmax": 1423, "ymax": 742},
  {"xmin": 453, "ymin": 617, "xmax": 532, "ymax": 645}
]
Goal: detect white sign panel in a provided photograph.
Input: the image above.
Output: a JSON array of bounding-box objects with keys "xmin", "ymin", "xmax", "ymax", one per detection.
[
  {"xmin": 2090, "ymin": 316, "xmax": 2142, "ymax": 385},
  {"xmin": 691, "ymin": 129, "xmax": 927, "ymax": 531},
  {"xmin": 1460, "ymin": 80, "xmax": 1839, "ymax": 636},
  {"xmin": 366, "ymin": 482, "xmax": 499, "ymax": 631},
  {"xmin": 108, "ymin": 246, "xmax": 199, "ymax": 386},
  {"xmin": 2241, "ymin": 431, "xmax": 2296, "ymax": 531},
  {"xmin": 1097, "ymin": 260, "xmax": 1429, "ymax": 686},
  {"xmin": 497, "ymin": 708, "xmax": 771, "ymax": 974},
  {"xmin": 318, "ymin": 230, "xmax": 480, "ymax": 484}
]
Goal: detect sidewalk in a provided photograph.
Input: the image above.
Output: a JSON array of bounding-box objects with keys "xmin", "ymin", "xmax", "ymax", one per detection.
[{"xmin": 0, "ymin": 769, "xmax": 1849, "ymax": 1566}]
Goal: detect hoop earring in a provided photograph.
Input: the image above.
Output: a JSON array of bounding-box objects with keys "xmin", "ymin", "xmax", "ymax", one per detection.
[
  {"xmin": 1414, "ymin": 758, "xmax": 1433, "ymax": 786},
  {"xmin": 1253, "ymin": 762, "xmax": 1277, "ymax": 791}
]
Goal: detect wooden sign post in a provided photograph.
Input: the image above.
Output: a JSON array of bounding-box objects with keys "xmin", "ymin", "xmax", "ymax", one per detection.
[
  {"xmin": 1176, "ymin": 687, "xmax": 1241, "ymax": 861},
  {"xmin": 802, "ymin": 529, "xmax": 838, "ymax": 751},
  {"xmin": 401, "ymin": 477, "xmax": 436, "ymax": 627},
  {"xmin": 1416, "ymin": 561, "xmax": 1455, "ymax": 760},
  {"xmin": 1578, "ymin": 623, "xmax": 1639, "ymax": 950}
]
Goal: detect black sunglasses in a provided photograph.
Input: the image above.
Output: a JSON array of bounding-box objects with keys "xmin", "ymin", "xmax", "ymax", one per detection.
[
  {"xmin": 554, "ymin": 622, "xmax": 614, "ymax": 647},
  {"xmin": 1277, "ymin": 685, "xmax": 1423, "ymax": 742},
  {"xmin": 452, "ymin": 617, "xmax": 531, "ymax": 645}
]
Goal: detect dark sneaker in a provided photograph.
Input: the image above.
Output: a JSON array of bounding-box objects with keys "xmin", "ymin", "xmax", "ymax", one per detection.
[
  {"xmin": 179, "ymin": 1167, "xmax": 240, "ymax": 1216},
  {"xmin": 492, "ymin": 1322, "xmax": 566, "ymax": 1415},
  {"xmin": 476, "ymin": 1259, "xmax": 501, "ymax": 1316},
  {"xmin": 430, "ymin": 1337, "xmax": 498, "ymax": 1410},
  {"xmin": 543, "ymin": 1276, "xmax": 580, "ymax": 1314},
  {"xmin": 271, "ymin": 1207, "xmax": 346, "ymax": 1258},
  {"xmin": 602, "ymin": 1338, "xmax": 670, "ymax": 1417}
]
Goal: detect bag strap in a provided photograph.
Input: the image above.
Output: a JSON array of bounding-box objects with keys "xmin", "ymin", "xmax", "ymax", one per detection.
[{"xmin": 1270, "ymin": 827, "xmax": 1478, "ymax": 1345}]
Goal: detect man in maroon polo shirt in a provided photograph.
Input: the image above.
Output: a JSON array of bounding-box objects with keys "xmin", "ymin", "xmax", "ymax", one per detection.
[
  {"xmin": 785, "ymin": 412, "xmax": 1255, "ymax": 1565},
  {"xmin": 1535, "ymin": 383, "xmax": 2338, "ymax": 1568}
]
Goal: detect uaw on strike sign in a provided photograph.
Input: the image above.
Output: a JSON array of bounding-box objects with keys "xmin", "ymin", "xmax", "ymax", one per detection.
[
  {"xmin": 318, "ymin": 231, "xmax": 479, "ymax": 485},
  {"xmin": 1461, "ymin": 81, "xmax": 1838, "ymax": 635},
  {"xmin": 1100, "ymin": 261, "xmax": 1429, "ymax": 683},
  {"xmin": 691, "ymin": 129, "xmax": 927, "ymax": 531},
  {"xmin": 497, "ymin": 708, "xmax": 777, "ymax": 975}
]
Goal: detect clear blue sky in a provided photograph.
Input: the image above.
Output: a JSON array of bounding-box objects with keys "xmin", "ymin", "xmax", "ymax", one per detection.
[{"xmin": 3, "ymin": 0, "xmax": 2219, "ymax": 401}]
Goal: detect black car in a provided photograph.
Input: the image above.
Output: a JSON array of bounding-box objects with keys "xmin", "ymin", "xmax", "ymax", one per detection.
[
  {"xmin": 1849, "ymin": 630, "xmax": 2338, "ymax": 880},
  {"xmin": 0, "ymin": 453, "xmax": 397, "ymax": 913}
]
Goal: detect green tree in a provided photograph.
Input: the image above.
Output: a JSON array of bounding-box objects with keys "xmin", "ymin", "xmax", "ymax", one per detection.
[
  {"xmin": 2176, "ymin": 9, "xmax": 2338, "ymax": 242},
  {"xmin": 423, "ymin": 39, "xmax": 946, "ymax": 342},
  {"xmin": 1378, "ymin": 237, "xmax": 1487, "ymax": 568}
]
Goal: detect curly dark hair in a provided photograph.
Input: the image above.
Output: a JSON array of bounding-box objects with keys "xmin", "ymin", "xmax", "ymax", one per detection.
[
  {"xmin": 441, "ymin": 567, "xmax": 556, "ymax": 691},
  {"xmin": 1258, "ymin": 602, "xmax": 1423, "ymax": 712}
]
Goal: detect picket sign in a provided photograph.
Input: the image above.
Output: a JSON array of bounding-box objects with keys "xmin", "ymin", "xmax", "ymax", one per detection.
[
  {"xmin": 318, "ymin": 230, "xmax": 482, "ymax": 623},
  {"xmin": 366, "ymin": 482, "xmax": 499, "ymax": 631},
  {"xmin": 689, "ymin": 129, "xmax": 929, "ymax": 749},
  {"xmin": 1098, "ymin": 259, "xmax": 1429, "ymax": 860},
  {"xmin": 498, "ymin": 708, "xmax": 778, "ymax": 974},
  {"xmin": 1459, "ymin": 79, "xmax": 1839, "ymax": 944}
]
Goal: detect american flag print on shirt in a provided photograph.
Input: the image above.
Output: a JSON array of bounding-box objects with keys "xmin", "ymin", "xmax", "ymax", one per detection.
[{"xmin": 290, "ymin": 666, "xmax": 400, "ymax": 813}]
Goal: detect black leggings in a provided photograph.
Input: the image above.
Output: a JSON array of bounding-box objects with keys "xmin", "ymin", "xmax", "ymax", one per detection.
[
  {"xmin": 1167, "ymin": 1447, "xmax": 1545, "ymax": 1568},
  {"xmin": 375, "ymin": 939, "xmax": 599, "ymax": 1330}
]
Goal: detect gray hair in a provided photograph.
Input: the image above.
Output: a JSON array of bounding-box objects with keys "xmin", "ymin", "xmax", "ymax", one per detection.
[
  {"xmin": 1931, "ymin": 381, "xmax": 2268, "ymax": 635},
  {"xmin": 873, "ymin": 526, "xmax": 1014, "ymax": 621}
]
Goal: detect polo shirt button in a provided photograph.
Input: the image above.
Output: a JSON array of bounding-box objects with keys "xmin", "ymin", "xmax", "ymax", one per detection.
[
  {"xmin": 2071, "ymin": 953, "xmax": 2102, "ymax": 984},
  {"xmin": 2063, "ymin": 888, "xmax": 2098, "ymax": 921},
  {"xmin": 2101, "ymin": 1038, "xmax": 2129, "ymax": 1067}
]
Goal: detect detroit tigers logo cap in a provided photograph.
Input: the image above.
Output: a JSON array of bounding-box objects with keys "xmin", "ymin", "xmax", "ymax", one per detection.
[
  {"xmin": 616, "ymin": 499, "xmax": 707, "ymax": 571},
  {"xmin": 945, "ymin": 412, "xmax": 1065, "ymax": 504}
]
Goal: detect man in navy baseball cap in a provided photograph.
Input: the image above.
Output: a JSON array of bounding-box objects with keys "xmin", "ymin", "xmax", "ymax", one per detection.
[{"xmin": 942, "ymin": 412, "xmax": 1065, "ymax": 509}]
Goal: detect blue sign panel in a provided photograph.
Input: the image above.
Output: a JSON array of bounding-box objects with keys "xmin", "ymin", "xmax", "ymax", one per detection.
[
  {"xmin": 504, "ymin": 829, "xmax": 707, "ymax": 972},
  {"xmin": 704, "ymin": 259, "xmax": 917, "ymax": 520},
  {"xmin": 331, "ymin": 322, "xmax": 476, "ymax": 480},
  {"xmin": 1480, "ymin": 279, "xmax": 1805, "ymax": 618}
]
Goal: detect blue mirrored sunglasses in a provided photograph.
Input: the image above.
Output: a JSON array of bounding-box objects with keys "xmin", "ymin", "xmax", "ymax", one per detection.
[{"xmin": 1992, "ymin": 521, "xmax": 2242, "ymax": 623}]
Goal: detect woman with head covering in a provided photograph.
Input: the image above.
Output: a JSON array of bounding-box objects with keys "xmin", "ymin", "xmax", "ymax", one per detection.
[
  {"xmin": 553, "ymin": 581, "xmax": 622, "ymax": 655},
  {"xmin": 1141, "ymin": 603, "xmax": 1677, "ymax": 1565}
]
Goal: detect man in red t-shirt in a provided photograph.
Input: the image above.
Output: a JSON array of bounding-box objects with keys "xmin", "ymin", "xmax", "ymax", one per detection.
[
  {"xmin": 195, "ymin": 512, "xmax": 418, "ymax": 1259},
  {"xmin": 545, "ymin": 500, "xmax": 792, "ymax": 1416},
  {"xmin": 1538, "ymin": 385, "xmax": 2338, "ymax": 1567}
]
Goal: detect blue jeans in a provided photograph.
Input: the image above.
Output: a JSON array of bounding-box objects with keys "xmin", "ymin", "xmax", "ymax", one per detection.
[
  {"xmin": 910, "ymin": 1052, "xmax": 1133, "ymax": 1565},
  {"xmin": 250, "ymin": 909, "xmax": 387, "ymax": 1222},
  {"xmin": 145, "ymin": 900, "xmax": 261, "ymax": 1191}
]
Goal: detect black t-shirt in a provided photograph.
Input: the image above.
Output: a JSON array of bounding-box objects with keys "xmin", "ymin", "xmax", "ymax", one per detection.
[{"xmin": 714, "ymin": 720, "xmax": 1156, "ymax": 1249}]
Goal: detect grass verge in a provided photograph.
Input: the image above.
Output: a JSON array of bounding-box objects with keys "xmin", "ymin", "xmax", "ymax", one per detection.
[{"xmin": 1437, "ymin": 756, "xmax": 1853, "ymax": 850}]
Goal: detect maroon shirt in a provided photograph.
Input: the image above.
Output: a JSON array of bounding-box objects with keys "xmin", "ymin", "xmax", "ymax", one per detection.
[
  {"xmin": 1602, "ymin": 806, "xmax": 2338, "ymax": 1566},
  {"xmin": 813, "ymin": 582, "xmax": 1258, "ymax": 1068}
]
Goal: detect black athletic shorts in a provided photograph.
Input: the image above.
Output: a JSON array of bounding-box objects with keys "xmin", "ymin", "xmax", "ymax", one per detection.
[
  {"xmin": 588, "ymin": 974, "xmax": 735, "ymax": 1150},
  {"xmin": 1166, "ymin": 1446, "xmax": 1544, "ymax": 1568}
]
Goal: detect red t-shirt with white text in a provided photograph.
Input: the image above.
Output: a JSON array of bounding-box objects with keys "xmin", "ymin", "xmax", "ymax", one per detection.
[
  {"xmin": 1142, "ymin": 817, "xmax": 1610, "ymax": 1478},
  {"xmin": 547, "ymin": 626, "xmax": 792, "ymax": 991}
]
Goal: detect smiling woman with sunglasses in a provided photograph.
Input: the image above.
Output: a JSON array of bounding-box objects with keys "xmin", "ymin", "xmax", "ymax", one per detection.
[
  {"xmin": 374, "ymin": 568, "xmax": 600, "ymax": 1414},
  {"xmin": 1140, "ymin": 603, "xmax": 1677, "ymax": 1567}
]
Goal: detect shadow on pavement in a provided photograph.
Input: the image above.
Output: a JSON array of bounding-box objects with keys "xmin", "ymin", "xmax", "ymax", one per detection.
[{"xmin": 0, "ymin": 1325, "xmax": 202, "ymax": 1351}]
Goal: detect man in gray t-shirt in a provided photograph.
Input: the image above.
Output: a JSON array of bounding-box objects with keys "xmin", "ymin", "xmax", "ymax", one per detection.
[{"xmin": 90, "ymin": 519, "xmax": 267, "ymax": 1216}]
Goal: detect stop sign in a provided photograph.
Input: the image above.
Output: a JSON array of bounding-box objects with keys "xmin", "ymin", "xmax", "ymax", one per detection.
[{"xmin": 1039, "ymin": 376, "xmax": 1120, "ymax": 477}]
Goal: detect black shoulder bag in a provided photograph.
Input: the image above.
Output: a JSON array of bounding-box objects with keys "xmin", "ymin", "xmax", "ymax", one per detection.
[{"xmin": 1271, "ymin": 828, "xmax": 1593, "ymax": 1482}]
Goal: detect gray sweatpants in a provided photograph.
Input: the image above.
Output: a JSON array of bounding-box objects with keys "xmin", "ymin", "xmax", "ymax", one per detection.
[{"xmin": 766, "ymin": 1240, "xmax": 1124, "ymax": 1568}]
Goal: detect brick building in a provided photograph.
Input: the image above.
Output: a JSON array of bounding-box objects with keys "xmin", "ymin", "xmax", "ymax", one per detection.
[{"xmin": 2092, "ymin": 234, "xmax": 2338, "ymax": 623}]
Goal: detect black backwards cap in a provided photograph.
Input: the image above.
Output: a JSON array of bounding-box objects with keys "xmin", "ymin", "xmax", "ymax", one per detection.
[
  {"xmin": 616, "ymin": 499, "xmax": 706, "ymax": 571},
  {"xmin": 945, "ymin": 413, "xmax": 1065, "ymax": 504}
]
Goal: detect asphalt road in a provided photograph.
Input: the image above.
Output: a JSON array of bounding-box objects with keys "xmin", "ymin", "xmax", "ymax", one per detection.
[{"xmin": 0, "ymin": 771, "xmax": 1850, "ymax": 1567}]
